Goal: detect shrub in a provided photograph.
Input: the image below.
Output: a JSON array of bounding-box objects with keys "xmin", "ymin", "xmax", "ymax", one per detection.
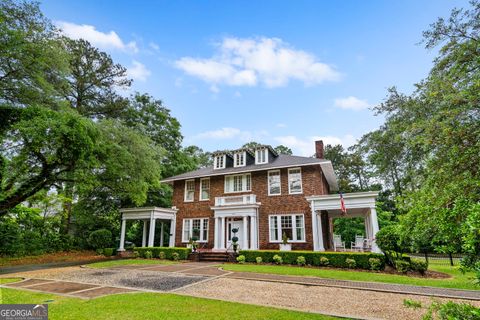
[
  {"xmin": 103, "ymin": 248, "xmax": 114, "ymax": 256},
  {"xmin": 319, "ymin": 257, "xmax": 330, "ymax": 266},
  {"xmin": 256, "ymin": 256, "xmax": 263, "ymax": 264},
  {"xmin": 158, "ymin": 251, "xmax": 166, "ymax": 260},
  {"xmin": 238, "ymin": 250, "xmax": 385, "ymax": 270},
  {"xmin": 273, "ymin": 254, "xmax": 283, "ymax": 265},
  {"xmin": 133, "ymin": 251, "xmax": 140, "ymax": 258},
  {"xmin": 88, "ymin": 229, "xmax": 112, "ymax": 250},
  {"xmin": 95, "ymin": 248, "xmax": 104, "ymax": 255},
  {"xmin": 296, "ymin": 256, "xmax": 306, "ymax": 266},
  {"xmin": 346, "ymin": 258, "xmax": 356, "ymax": 269},
  {"xmin": 134, "ymin": 247, "xmax": 190, "ymax": 260},
  {"xmin": 144, "ymin": 250, "xmax": 153, "ymax": 259},
  {"xmin": 418, "ymin": 301, "xmax": 480, "ymax": 320},
  {"xmin": 395, "ymin": 260, "xmax": 411, "ymax": 273},
  {"xmin": 172, "ymin": 252, "xmax": 180, "ymax": 261},
  {"xmin": 236, "ymin": 255, "xmax": 246, "ymax": 264},
  {"xmin": 368, "ymin": 258, "xmax": 382, "ymax": 271},
  {"xmin": 410, "ymin": 259, "xmax": 428, "ymax": 275},
  {"xmin": 403, "ymin": 299, "xmax": 422, "ymax": 309}
]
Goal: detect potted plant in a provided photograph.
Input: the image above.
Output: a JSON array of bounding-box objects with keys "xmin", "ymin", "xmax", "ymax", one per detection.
[
  {"xmin": 231, "ymin": 227, "xmax": 239, "ymax": 253},
  {"xmin": 279, "ymin": 232, "xmax": 291, "ymax": 251}
]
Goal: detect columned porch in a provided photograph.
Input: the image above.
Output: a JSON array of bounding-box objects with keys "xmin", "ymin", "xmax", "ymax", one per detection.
[
  {"xmin": 211, "ymin": 194, "xmax": 260, "ymax": 251},
  {"xmin": 306, "ymin": 191, "xmax": 381, "ymax": 253},
  {"xmin": 118, "ymin": 207, "xmax": 178, "ymax": 251}
]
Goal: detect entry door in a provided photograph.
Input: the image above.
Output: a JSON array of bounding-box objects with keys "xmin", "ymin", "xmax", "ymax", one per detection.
[{"xmin": 227, "ymin": 219, "xmax": 243, "ymax": 249}]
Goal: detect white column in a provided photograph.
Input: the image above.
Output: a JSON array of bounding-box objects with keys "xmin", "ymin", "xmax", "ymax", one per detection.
[
  {"xmin": 214, "ymin": 217, "xmax": 219, "ymax": 250},
  {"xmin": 317, "ymin": 212, "xmax": 325, "ymax": 251},
  {"xmin": 220, "ymin": 217, "xmax": 225, "ymax": 249},
  {"xmin": 311, "ymin": 202, "xmax": 320, "ymax": 251},
  {"xmin": 364, "ymin": 215, "xmax": 371, "ymax": 239},
  {"xmin": 242, "ymin": 216, "xmax": 248, "ymax": 250},
  {"xmin": 250, "ymin": 216, "xmax": 256, "ymax": 250},
  {"xmin": 148, "ymin": 216, "xmax": 156, "ymax": 247},
  {"xmin": 370, "ymin": 207, "xmax": 381, "ymax": 253},
  {"xmin": 160, "ymin": 222, "xmax": 165, "ymax": 247},
  {"xmin": 142, "ymin": 220, "xmax": 148, "ymax": 247},
  {"xmin": 169, "ymin": 217, "xmax": 176, "ymax": 247},
  {"xmin": 118, "ymin": 218, "xmax": 126, "ymax": 251}
]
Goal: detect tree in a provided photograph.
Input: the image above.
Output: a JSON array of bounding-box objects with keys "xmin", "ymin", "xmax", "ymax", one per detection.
[{"xmin": 274, "ymin": 145, "xmax": 292, "ymax": 155}]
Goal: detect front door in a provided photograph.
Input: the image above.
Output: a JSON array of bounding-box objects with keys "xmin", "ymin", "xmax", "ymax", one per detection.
[{"xmin": 227, "ymin": 219, "xmax": 243, "ymax": 250}]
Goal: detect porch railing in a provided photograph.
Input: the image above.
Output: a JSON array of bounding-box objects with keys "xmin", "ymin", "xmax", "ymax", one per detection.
[{"xmin": 215, "ymin": 194, "xmax": 256, "ymax": 206}]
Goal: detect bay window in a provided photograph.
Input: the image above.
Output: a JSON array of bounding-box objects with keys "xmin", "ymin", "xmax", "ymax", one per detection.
[{"xmin": 269, "ymin": 214, "xmax": 305, "ymax": 242}]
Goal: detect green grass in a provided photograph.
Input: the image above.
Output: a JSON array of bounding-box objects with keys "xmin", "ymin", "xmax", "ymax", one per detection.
[
  {"xmin": 0, "ymin": 278, "xmax": 22, "ymax": 284},
  {"xmin": 0, "ymin": 288, "xmax": 339, "ymax": 320},
  {"xmin": 87, "ymin": 258, "xmax": 178, "ymax": 269},
  {"xmin": 221, "ymin": 263, "xmax": 479, "ymax": 291}
]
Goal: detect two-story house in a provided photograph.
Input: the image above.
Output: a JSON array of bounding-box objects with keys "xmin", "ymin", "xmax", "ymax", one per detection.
[{"xmin": 118, "ymin": 140, "xmax": 381, "ymax": 253}]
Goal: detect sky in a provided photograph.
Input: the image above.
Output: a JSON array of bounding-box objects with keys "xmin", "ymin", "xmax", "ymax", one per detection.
[{"xmin": 41, "ymin": 0, "xmax": 469, "ymax": 156}]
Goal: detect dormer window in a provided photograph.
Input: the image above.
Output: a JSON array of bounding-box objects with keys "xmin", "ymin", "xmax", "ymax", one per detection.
[
  {"xmin": 214, "ymin": 155, "xmax": 226, "ymax": 169},
  {"xmin": 255, "ymin": 148, "xmax": 268, "ymax": 164},
  {"xmin": 234, "ymin": 152, "xmax": 246, "ymax": 167}
]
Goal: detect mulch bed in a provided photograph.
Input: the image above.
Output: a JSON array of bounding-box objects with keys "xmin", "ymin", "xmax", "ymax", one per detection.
[{"xmin": 0, "ymin": 251, "xmax": 113, "ymax": 267}]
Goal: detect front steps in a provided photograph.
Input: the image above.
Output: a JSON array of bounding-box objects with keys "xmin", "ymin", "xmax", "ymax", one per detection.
[{"xmin": 199, "ymin": 251, "xmax": 230, "ymax": 262}]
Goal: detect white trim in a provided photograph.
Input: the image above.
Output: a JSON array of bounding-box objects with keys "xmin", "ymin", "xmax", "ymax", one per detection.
[
  {"xmin": 199, "ymin": 178, "xmax": 210, "ymax": 201},
  {"xmin": 255, "ymin": 148, "xmax": 268, "ymax": 165},
  {"xmin": 233, "ymin": 151, "xmax": 246, "ymax": 168},
  {"xmin": 224, "ymin": 173, "xmax": 251, "ymax": 193},
  {"xmin": 182, "ymin": 217, "xmax": 209, "ymax": 243},
  {"xmin": 288, "ymin": 167, "xmax": 303, "ymax": 194},
  {"xmin": 184, "ymin": 179, "xmax": 195, "ymax": 202},
  {"xmin": 214, "ymin": 155, "xmax": 226, "ymax": 170},
  {"xmin": 267, "ymin": 170, "xmax": 281, "ymax": 196},
  {"xmin": 268, "ymin": 214, "xmax": 306, "ymax": 243}
]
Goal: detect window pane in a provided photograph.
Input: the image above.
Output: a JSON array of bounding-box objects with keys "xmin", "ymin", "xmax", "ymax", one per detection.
[
  {"xmin": 192, "ymin": 219, "xmax": 200, "ymax": 239},
  {"xmin": 202, "ymin": 219, "xmax": 208, "ymax": 241},
  {"xmin": 201, "ymin": 179, "xmax": 210, "ymax": 200},
  {"xmin": 269, "ymin": 216, "xmax": 278, "ymax": 241},
  {"xmin": 281, "ymin": 216, "xmax": 293, "ymax": 241},
  {"xmin": 246, "ymin": 174, "xmax": 251, "ymax": 191},
  {"xmin": 268, "ymin": 171, "xmax": 281, "ymax": 195},
  {"xmin": 288, "ymin": 169, "xmax": 302, "ymax": 193},
  {"xmin": 296, "ymin": 215, "xmax": 304, "ymax": 241},
  {"xmin": 183, "ymin": 220, "xmax": 190, "ymax": 241}
]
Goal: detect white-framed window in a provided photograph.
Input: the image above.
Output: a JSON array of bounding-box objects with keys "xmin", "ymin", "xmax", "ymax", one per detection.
[
  {"xmin": 288, "ymin": 167, "xmax": 303, "ymax": 194},
  {"xmin": 268, "ymin": 170, "xmax": 281, "ymax": 195},
  {"xmin": 225, "ymin": 173, "xmax": 251, "ymax": 193},
  {"xmin": 214, "ymin": 155, "xmax": 226, "ymax": 169},
  {"xmin": 234, "ymin": 152, "xmax": 246, "ymax": 167},
  {"xmin": 182, "ymin": 218, "xmax": 209, "ymax": 242},
  {"xmin": 269, "ymin": 214, "xmax": 305, "ymax": 242},
  {"xmin": 255, "ymin": 148, "xmax": 268, "ymax": 164},
  {"xmin": 199, "ymin": 178, "xmax": 210, "ymax": 201},
  {"xmin": 184, "ymin": 179, "xmax": 195, "ymax": 202}
]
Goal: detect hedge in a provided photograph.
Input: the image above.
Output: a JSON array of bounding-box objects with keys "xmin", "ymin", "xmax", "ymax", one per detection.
[
  {"xmin": 238, "ymin": 250, "xmax": 386, "ymax": 270},
  {"xmin": 133, "ymin": 247, "xmax": 190, "ymax": 260}
]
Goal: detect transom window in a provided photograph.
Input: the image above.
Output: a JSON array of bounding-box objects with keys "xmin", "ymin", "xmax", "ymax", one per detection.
[
  {"xmin": 269, "ymin": 214, "xmax": 305, "ymax": 242},
  {"xmin": 288, "ymin": 168, "xmax": 303, "ymax": 194},
  {"xmin": 214, "ymin": 155, "xmax": 226, "ymax": 169},
  {"xmin": 268, "ymin": 170, "xmax": 281, "ymax": 195},
  {"xmin": 184, "ymin": 179, "xmax": 195, "ymax": 202},
  {"xmin": 200, "ymin": 178, "xmax": 210, "ymax": 201},
  {"xmin": 225, "ymin": 173, "xmax": 251, "ymax": 193},
  {"xmin": 255, "ymin": 148, "xmax": 268, "ymax": 164},
  {"xmin": 182, "ymin": 218, "xmax": 209, "ymax": 242},
  {"xmin": 234, "ymin": 152, "xmax": 245, "ymax": 167}
]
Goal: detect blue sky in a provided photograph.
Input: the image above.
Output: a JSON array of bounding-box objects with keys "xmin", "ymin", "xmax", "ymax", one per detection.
[{"xmin": 41, "ymin": 0, "xmax": 468, "ymax": 156}]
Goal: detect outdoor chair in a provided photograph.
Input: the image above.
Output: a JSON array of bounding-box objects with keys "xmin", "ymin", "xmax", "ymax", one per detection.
[
  {"xmin": 363, "ymin": 238, "xmax": 373, "ymax": 252},
  {"xmin": 333, "ymin": 234, "xmax": 346, "ymax": 251},
  {"xmin": 351, "ymin": 235, "xmax": 365, "ymax": 252}
]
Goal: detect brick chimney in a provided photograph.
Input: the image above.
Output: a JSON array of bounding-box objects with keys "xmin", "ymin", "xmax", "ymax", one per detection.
[{"xmin": 315, "ymin": 140, "xmax": 324, "ymax": 159}]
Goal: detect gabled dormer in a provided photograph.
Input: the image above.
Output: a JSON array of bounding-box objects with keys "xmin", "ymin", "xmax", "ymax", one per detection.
[
  {"xmin": 231, "ymin": 148, "xmax": 255, "ymax": 168},
  {"xmin": 212, "ymin": 151, "xmax": 233, "ymax": 170},
  {"xmin": 254, "ymin": 145, "xmax": 278, "ymax": 165}
]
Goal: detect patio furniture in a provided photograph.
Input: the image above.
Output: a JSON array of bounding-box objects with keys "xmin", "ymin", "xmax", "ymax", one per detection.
[
  {"xmin": 333, "ymin": 234, "xmax": 346, "ymax": 251},
  {"xmin": 363, "ymin": 238, "xmax": 373, "ymax": 252},
  {"xmin": 351, "ymin": 235, "xmax": 365, "ymax": 252}
]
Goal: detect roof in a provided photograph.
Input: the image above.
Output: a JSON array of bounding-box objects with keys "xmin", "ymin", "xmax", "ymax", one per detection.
[{"xmin": 161, "ymin": 154, "xmax": 338, "ymax": 191}]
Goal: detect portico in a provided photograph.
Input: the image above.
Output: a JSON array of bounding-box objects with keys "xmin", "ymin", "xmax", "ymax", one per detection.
[
  {"xmin": 118, "ymin": 207, "xmax": 178, "ymax": 251},
  {"xmin": 307, "ymin": 191, "xmax": 381, "ymax": 253}
]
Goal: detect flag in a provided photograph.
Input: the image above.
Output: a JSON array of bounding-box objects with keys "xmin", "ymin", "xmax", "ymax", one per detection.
[{"xmin": 340, "ymin": 192, "xmax": 347, "ymax": 215}]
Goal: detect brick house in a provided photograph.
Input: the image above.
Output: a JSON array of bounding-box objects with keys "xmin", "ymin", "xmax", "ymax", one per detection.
[{"xmin": 118, "ymin": 140, "xmax": 381, "ymax": 253}]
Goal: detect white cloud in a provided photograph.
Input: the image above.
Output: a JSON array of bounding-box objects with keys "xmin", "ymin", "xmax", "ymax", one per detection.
[
  {"xmin": 149, "ymin": 42, "xmax": 160, "ymax": 51},
  {"xmin": 276, "ymin": 123, "xmax": 287, "ymax": 128},
  {"xmin": 127, "ymin": 60, "xmax": 151, "ymax": 81},
  {"xmin": 274, "ymin": 135, "xmax": 357, "ymax": 156},
  {"xmin": 57, "ymin": 21, "xmax": 138, "ymax": 53},
  {"xmin": 175, "ymin": 37, "xmax": 340, "ymax": 88},
  {"xmin": 334, "ymin": 96, "xmax": 370, "ymax": 111},
  {"xmin": 190, "ymin": 127, "xmax": 268, "ymax": 143}
]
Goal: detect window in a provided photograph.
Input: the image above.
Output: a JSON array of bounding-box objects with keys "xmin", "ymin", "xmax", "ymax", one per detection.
[
  {"xmin": 269, "ymin": 214, "xmax": 305, "ymax": 242},
  {"xmin": 234, "ymin": 152, "xmax": 245, "ymax": 167},
  {"xmin": 225, "ymin": 173, "xmax": 251, "ymax": 193},
  {"xmin": 184, "ymin": 179, "xmax": 195, "ymax": 202},
  {"xmin": 182, "ymin": 218, "xmax": 209, "ymax": 242},
  {"xmin": 200, "ymin": 178, "xmax": 210, "ymax": 201},
  {"xmin": 255, "ymin": 148, "xmax": 268, "ymax": 164},
  {"xmin": 268, "ymin": 170, "xmax": 281, "ymax": 195},
  {"xmin": 288, "ymin": 168, "xmax": 303, "ymax": 194},
  {"xmin": 214, "ymin": 155, "xmax": 226, "ymax": 169}
]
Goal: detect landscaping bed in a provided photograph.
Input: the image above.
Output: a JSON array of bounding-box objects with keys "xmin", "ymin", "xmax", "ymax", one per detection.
[{"xmin": 0, "ymin": 251, "xmax": 113, "ymax": 267}]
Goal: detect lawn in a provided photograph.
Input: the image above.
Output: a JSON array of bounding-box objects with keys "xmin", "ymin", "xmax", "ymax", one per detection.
[
  {"xmin": 87, "ymin": 258, "xmax": 178, "ymax": 269},
  {"xmin": 0, "ymin": 284, "xmax": 338, "ymax": 320},
  {"xmin": 0, "ymin": 278, "xmax": 23, "ymax": 284},
  {"xmin": 221, "ymin": 263, "xmax": 479, "ymax": 291}
]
